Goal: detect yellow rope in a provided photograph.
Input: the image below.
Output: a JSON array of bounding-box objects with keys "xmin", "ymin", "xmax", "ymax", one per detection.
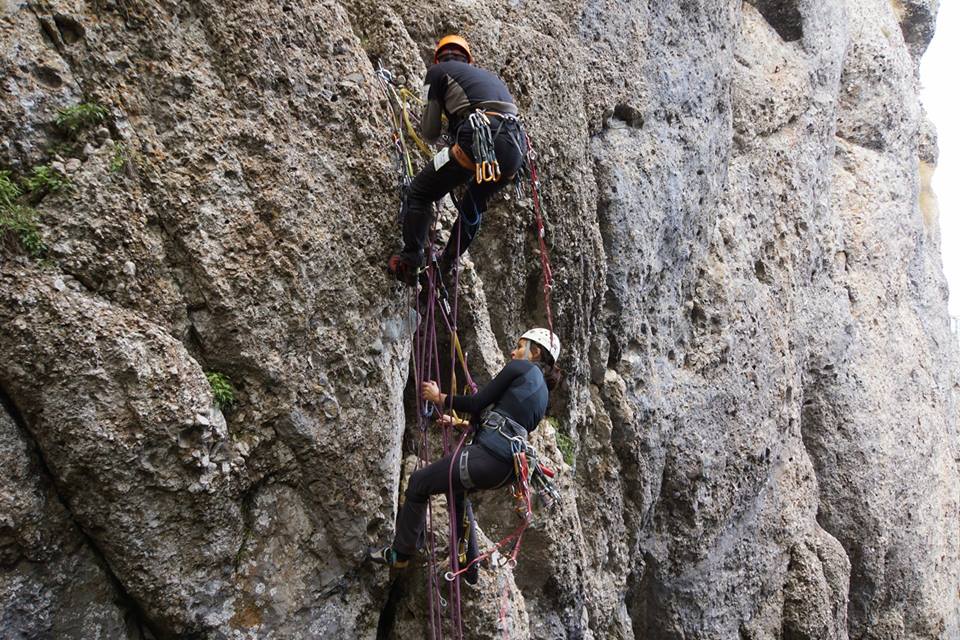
[
  {"xmin": 444, "ymin": 321, "xmax": 476, "ymax": 423},
  {"xmin": 399, "ymin": 88, "xmax": 433, "ymax": 161}
]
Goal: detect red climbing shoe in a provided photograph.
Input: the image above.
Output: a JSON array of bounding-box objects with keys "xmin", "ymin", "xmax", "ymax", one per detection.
[{"xmin": 387, "ymin": 254, "xmax": 419, "ymax": 287}]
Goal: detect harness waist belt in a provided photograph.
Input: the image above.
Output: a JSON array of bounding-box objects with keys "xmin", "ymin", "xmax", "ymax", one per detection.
[
  {"xmin": 470, "ymin": 101, "xmax": 519, "ymax": 116},
  {"xmin": 474, "ymin": 411, "xmax": 528, "ymax": 463},
  {"xmin": 450, "ymin": 144, "xmax": 475, "ymax": 170}
]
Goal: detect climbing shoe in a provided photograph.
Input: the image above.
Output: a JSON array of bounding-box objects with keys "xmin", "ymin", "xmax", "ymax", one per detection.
[
  {"xmin": 367, "ymin": 545, "xmax": 410, "ymax": 569},
  {"xmin": 387, "ymin": 255, "xmax": 419, "ymax": 287}
]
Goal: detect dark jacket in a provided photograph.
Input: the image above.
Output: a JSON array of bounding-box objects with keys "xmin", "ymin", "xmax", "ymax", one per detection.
[
  {"xmin": 447, "ymin": 359, "xmax": 547, "ymax": 433},
  {"xmin": 420, "ymin": 61, "xmax": 518, "ymax": 144}
]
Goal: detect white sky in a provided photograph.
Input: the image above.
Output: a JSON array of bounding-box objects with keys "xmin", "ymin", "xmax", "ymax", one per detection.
[{"xmin": 920, "ymin": 2, "xmax": 960, "ymax": 316}]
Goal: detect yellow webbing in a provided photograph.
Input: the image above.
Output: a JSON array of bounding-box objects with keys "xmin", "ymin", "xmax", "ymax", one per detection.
[{"xmin": 398, "ymin": 88, "xmax": 433, "ymax": 161}]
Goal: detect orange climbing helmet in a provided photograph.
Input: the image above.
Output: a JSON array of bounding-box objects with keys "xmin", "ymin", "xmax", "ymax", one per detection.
[{"xmin": 434, "ymin": 34, "xmax": 473, "ymax": 64}]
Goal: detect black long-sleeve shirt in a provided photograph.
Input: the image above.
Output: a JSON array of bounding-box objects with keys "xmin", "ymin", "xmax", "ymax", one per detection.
[
  {"xmin": 448, "ymin": 359, "xmax": 547, "ymax": 432},
  {"xmin": 420, "ymin": 60, "xmax": 518, "ymax": 144}
]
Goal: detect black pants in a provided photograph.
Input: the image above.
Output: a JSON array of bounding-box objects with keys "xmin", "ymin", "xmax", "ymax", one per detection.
[
  {"xmin": 400, "ymin": 119, "xmax": 524, "ymax": 267},
  {"xmin": 393, "ymin": 443, "xmax": 514, "ymax": 556}
]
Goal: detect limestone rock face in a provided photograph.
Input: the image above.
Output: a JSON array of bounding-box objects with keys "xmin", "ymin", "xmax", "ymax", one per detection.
[
  {"xmin": 0, "ymin": 0, "xmax": 956, "ymax": 639},
  {"xmin": 0, "ymin": 400, "xmax": 129, "ymax": 639}
]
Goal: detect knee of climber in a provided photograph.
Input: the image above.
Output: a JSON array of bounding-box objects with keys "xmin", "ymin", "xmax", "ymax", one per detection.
[
  {"xmin": 408, "ymin": 172, "xmax": 446, "ymax": 204},
  {"xmin": 407, "ymin": 180, "xmax": 430, "ymax": 203},
  {"xmin": 405, "ymin": 469, "xmax": 431, "ymax": 503}
]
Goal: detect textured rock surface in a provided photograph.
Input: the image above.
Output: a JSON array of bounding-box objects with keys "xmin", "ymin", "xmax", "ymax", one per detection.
[
  {"xmin": 1, "ymin": 0, "xmax": 957, "ymax": 638},
  {"xmin": 0, "ymin": 398, "xmax": 131, "ymax": 639}
]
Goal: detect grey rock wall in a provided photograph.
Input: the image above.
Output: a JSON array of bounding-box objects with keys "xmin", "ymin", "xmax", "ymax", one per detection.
[
  {"xmin": 0, "ymin": 398, "xmax": 131, "ymax": 639},
  {"xmin": 0, "ymin": 0, "xmax": 956, "ymax": 638}
]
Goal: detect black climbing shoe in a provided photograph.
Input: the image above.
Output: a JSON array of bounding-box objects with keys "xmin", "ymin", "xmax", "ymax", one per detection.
[
  {"xmin": 388, "ymin": 254, "xmax": 419, "ymax": 287},
  {"xmin": 367, "ymin": 546, "xmax": 410, "ymax": 569}
]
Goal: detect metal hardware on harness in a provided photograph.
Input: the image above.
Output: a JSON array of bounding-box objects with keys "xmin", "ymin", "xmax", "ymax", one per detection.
[
  {"xmin": 481, "ymin": 411, "xmax": 528, "ymax": 446},
  {"xmin": 459, "ymin": 449, "xmax": 476, "ymax": 489},
  {"xmin": 530, "ymin": 462, "xmax": 562, "ymax": 510},
  {"xmin": 468, "ymin": 110, "xmax": 500, "ymax": 184}
]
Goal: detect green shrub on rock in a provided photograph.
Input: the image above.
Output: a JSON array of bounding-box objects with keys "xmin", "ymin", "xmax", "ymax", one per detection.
[
  {"xmin": 0, "ymin": 205, "xmax": 45, "ymax": 257},
  {"xmin": 55, "ymin": 102, "xmax": 108, "ymax": 135},
  {"xmin": 0, "ymin": 170, "xmax": 21, "ymax": 206},
  {"xmin": 22, "ymin": 165, "xmax": 70, "ymax": 195},
  {"xmin": 205, "ymin": 372, "xmax": 236, "ymax": 408}
]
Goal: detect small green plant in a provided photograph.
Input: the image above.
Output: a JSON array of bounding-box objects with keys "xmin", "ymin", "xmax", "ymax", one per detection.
[
  {"xmin": 546, "ymin": 417, "xmax": 575, "ymax": 466},
  {"xmin": 206, "ymin": 371, "xmax": 236, "ymax": 408},
  {"xmin": 109, "ymin": 142, "xmax": 127, "ymax": 173},
  {"xmin": 555, "ymin": 430, "xmax": 575, "ymax": 466},
  {"xmin": 0, "ymin": 170, "xmax": 21, "ymax": 206},
  {"xmin": 21, "ymin": 164, "xmax": 70, "ymax": 195},
  {"xmin": 55, "ymin": 102, "xmax": 108, "ymax": 135},
  {"xmin": 46, "ymin": 141, "xmax": 78, "ymax": 157},
  {"xmin": 0, "ymin": 205, "xmax": 45, "ymax": 257}
]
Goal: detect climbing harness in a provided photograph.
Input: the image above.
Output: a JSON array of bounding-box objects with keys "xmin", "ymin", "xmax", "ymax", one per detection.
[{"xmin": 473, "ymin": 411, "xmax": 528, "ymax": 463}]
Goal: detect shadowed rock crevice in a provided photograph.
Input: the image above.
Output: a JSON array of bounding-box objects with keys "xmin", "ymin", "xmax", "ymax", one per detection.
[
  {"xmin": 612, "ymin": 103, "xmax": 645, "ymax": 129},
  {"xmin": 376, "ymin": 575, "xmax": 406, "ymax": 640},
  {"xmin": 625, "ymin": 553, "xmax": 660, "ymax": 639},
  {"xmin": 53, "ymin": 14, "xmax": 85, "ymax": 45},
  {"xmin": 0, "ymin": 387, "xmax": 159, "ymax": 639},
  {"xmin": 893, "ymin": 0, "xmax": 938, "ymax": 58},
  {"xmin": 745, "ymin": 0, "xmax": 803, "ymax": 42}
]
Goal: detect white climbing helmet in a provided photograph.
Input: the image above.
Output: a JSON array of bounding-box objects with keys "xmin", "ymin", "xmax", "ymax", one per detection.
[{"xmin": 520, "ymin": 328, "xmax": 561, "ymax": 363}]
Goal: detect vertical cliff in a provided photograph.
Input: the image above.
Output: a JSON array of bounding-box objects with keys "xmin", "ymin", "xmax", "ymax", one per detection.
[{"xmin": 1, "ymin": 0, "xmax": 956, "ymax": 638}]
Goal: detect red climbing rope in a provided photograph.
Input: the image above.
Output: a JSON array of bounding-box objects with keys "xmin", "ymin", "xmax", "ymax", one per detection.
[{"xmin": 524, "ymin": 133, "xmax": 555, "ymax": 339}]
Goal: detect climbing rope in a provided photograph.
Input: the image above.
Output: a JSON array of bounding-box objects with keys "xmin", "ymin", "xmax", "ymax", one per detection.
[
  {"xmin": 384, "ymin": 75, "xmax": 468, "ymax": 637},
  {"xmin": 521, "ymin": 132, "xmax": 555, "ymax": 339},
  {"xmin": 377, "ymin": 61, "xmax": 460, "ymax": 637}
]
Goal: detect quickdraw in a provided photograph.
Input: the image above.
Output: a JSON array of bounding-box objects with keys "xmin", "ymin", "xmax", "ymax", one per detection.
[
  {"xmin": 375, "ymin": 60, "xmax": 433, "ymax": 225},
  {"xmin": 468, "ymin": 110, "xmax": 501, "ymax": 183}
]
